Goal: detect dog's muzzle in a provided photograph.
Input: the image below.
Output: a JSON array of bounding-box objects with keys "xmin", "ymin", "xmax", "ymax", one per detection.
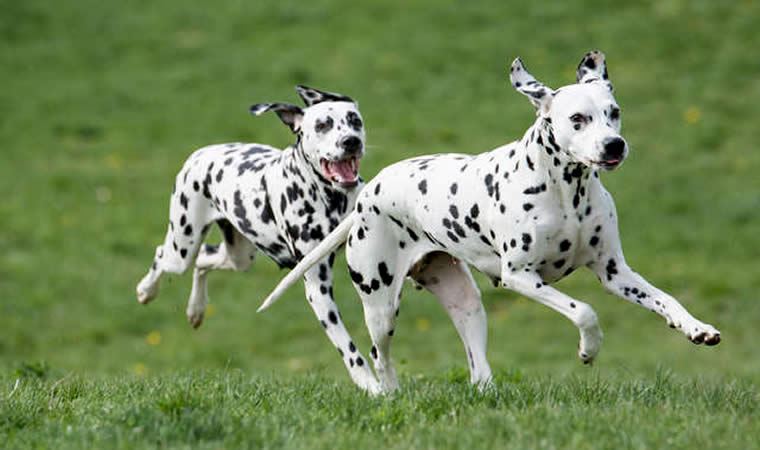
[{"xmin": 596, "ymin": 137, "xmax": 628, "ymax": 169}]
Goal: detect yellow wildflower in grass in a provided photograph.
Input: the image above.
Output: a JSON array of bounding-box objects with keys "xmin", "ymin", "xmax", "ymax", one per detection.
[
  {"xmin": 415, "ymin": 317, "xmax": 431, "ymax": 331},
  {"xmin": 206, "ymin": 303, "xmax": 216, "ymax": 318},
  {"xmin": 105, "ymin": 153, "xmax": 124, "ymax": 170},
  {"xmin": 287, "ymin": 358, "xmax": 307, "ymax": 371},
  {"xmin": 134, "ymin": 363, "xmax": 147, "ymax": 375},
  {"xmin": 684, "ymin": 106, "xmax": 701, "ymax": 124},
  {"xmin": 146, "ymin": 331, "xmax": 162, "ymax": 346},
  {"xmin": 492, "ymin": 307, "xmax": 509, "ymax": 322}
]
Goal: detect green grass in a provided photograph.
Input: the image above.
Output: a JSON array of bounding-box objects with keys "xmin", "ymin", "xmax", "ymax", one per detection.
[
  {"xmin": 2, "ymin": 0, "xmax": 760, "ymax": 448},
  {"xmin": 2, "ymin": 368, "xmax": 758, "ymax": 449}
]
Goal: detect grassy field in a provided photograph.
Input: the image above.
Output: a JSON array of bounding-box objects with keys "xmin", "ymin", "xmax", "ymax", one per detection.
[{"xmin": 2, "ymin": 0, "xmax": 760, "ymax": 448}]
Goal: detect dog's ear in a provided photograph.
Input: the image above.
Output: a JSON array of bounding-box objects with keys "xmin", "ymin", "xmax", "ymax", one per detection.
[
  {"xmin": 576, "ymin": 50, "xmax": 613, "ymax": 92},
  {"xmin": 296, "ymin": 85, "xmax": 355, "ymax": 107},
  {"xmin": 249, "ymin": 102, "xmax": 304, "ymax": 133},
  {"xmin": 509, "ymin": 57, "xmax": 555, "ymax": 115}
]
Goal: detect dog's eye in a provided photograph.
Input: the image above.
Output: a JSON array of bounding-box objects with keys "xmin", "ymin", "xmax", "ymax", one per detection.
[
  {"xmin": 610, "ymin": 108, "xmax": 621, "ymax": 120},
  {"xmin": 570, "ymin": 113, "xmax": 587, "ymax": 130},
  {"xmin": 315, "ymin": 117, "xmax": 333, "ymax": 133},
  {"xmin": 346, "ymin": 112, "xmax": 363, "ymax": 131},
  {"xmin": 570, "ymin": 113, "xmax": 586, "ymax": 123}
]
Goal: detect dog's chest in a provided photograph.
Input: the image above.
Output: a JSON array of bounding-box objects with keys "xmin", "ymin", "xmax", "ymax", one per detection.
[{"xmin": 496, "ymin": 165, "xmax": 599, "ymax": 282}]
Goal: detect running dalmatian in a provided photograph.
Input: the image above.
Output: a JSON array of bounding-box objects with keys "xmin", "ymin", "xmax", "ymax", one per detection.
[
  {"xmin": 136, "ymin": 85, "xmax": 379, "ymax": 392},
  {"xmin": 259, "ymin": 52, "xmax": 722, "ymax": 394}
]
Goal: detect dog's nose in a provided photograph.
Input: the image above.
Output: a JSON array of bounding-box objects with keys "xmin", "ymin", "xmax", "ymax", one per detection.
[
  {"xmin": 602, "ymin": 137, "xmax": 626, "ymax": 160},
  {"xmin": 339, "ymin": 136, "xmax": 363, "ymax": 154}
]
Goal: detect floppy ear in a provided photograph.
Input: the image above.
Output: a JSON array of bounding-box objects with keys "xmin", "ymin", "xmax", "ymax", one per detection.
[
  {"xmin": 576, "ymin": 50, "xmax": 613, "ymax": 92},
  {"xmin": 249, "ymin": 102, "xmax": 304, "ymax": 133},
  {"xmin": 296, "ymin": 85, "xmax": 355, "ymax": 106},
  {"xmin": 509, "ymin": 57, "xmax": 555, "ymax": 114}
]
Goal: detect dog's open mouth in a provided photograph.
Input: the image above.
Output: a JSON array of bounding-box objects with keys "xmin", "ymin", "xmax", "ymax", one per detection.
[
  {"xmin": 321, "ymin": 156, "xmax": 360, "ymax": 188},
  {"xmin": 594, "ymin": 158, "xmax": 622, "ymax": 170}
]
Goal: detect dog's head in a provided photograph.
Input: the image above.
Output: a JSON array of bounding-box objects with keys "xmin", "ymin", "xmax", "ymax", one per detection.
[
  {"xmin": 250, "ymin": 86, "xmax": 365, "ymax": 188},
  {"xmin": 509, "ymin": 51, "xmax": 628, "ymax": 170}
]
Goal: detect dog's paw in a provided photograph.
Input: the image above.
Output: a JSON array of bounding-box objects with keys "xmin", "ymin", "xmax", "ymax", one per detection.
[
  {"xmin": 685, "ymin": 322, "xmax": 721, "ymax": 346},
  {"xmin": 136, "ymin": 277, "xmax": 160, "ymax": 304},
  {"xmin": 578, "ymin": 324, "xmax": 603, "ymax": 365},
  {"xmin": 187, "ymin": 312, "xmax": 205, "ymax": 329}
]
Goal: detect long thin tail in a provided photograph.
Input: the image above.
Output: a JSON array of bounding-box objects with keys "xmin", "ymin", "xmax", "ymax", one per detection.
[{"xmin": 257, "ymin": 212, "xmax": 357, "ymax": 312}]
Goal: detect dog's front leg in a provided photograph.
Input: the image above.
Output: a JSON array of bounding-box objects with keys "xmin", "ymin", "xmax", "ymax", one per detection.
[
  {"xmin": 302, "ymin": 256, "xmax": 381, "ymax": 394},
  {"xmin": 501, "ymin": 269, "xmax": 603, "ymax": 364},
  {"xmin": 589, "ymin": 252, "xmax": 721, "ymax": 346}
]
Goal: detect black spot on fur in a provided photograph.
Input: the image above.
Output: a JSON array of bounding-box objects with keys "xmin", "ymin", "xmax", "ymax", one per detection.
[
  {"xmin": 521, "ymin": 233, "xmax": 532, "ymax": 252},
  {"xmin": 418, "ymin": 180, "xmax": 428, "ymax": 194},
  {"xmin": 388, "ymin": 215, "xmax": 404, "ymax": 228},
  {"xmin": 378, "ymin": 262, "xmax": 394, "ymax": 286},
  {"xmin": 484, "ymin": 174, "xmax": 495, "ymax": 196},
  {"xmin": 464, "ymin": 216, "xmax": 480, "ymax": 232},
  {"xmin": 233, "ymin": 190, "xmax": 258, "ymax": 237},
  {"xmin": 606, "ymin": 258, "xmax": 618, "ymax": 281},
  {"xmin": 523, "ymin": 183, "xmax": 547, "ymax": 195},
  {"xmin": 452, "ymin": 221, "xmax": 466, "ymax": 238}
]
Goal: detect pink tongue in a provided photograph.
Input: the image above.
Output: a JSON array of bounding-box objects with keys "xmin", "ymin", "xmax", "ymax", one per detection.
[{"xmin": 329, "ymin": 159, "xmax": 357, "ymax": 181}]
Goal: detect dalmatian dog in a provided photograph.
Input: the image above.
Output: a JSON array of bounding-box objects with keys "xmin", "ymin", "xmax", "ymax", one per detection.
[
  {"xmin": 258, "ymin": 52, "xmax": 721, "ymax": 394},
  {"xmin": 136, "ymin": 85, "xmax": 380, "ymax": 392}
]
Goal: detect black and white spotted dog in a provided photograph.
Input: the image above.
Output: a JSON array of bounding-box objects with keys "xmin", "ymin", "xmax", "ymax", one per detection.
[
  {"xmin": 259, "ymin": 52, "xmax": 721, "ymax": 394},
  {"xmin": 136, "ymin": 86, "xmax": 379, "ymax": 391}
]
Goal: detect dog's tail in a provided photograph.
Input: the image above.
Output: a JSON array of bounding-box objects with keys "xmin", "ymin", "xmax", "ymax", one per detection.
[{"xmin": 257, "ymin": 212, "xmax": 357, "ymax": 312}]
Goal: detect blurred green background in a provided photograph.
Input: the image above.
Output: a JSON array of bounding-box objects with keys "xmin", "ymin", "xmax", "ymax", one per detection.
[{"xmin": 1, "ymin": 0, "xmax": 759, "ymax": 386}]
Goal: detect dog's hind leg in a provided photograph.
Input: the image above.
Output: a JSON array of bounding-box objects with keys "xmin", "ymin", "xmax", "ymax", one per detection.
[
  {"xmin": 410, "ymin": 252, "xmax": 492, "ymax": 387},
  {"xmin": 186, "ymin": 219, "xmax": 257, "ymax": 328},
  {"xmin": 137, "ymin": 169, "xmax": 216, "ymax": 305}
]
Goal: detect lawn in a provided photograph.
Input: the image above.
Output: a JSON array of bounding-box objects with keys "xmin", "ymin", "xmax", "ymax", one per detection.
[{"xmin": 1, "ymin": 0, "xmax": 759, "ymax": 448}]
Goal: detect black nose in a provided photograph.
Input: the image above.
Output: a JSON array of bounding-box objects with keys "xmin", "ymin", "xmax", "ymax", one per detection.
[
  {"xmin": 602, "ymin": 137, "xmax": 626, "ymax": 160},
  {"xmin": 340, "ymin": 136, "xmax": 362, "ymax": 154}
]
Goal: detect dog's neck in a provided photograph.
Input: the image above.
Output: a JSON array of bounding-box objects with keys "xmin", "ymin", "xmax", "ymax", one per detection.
[
  {"xmin": 518, "ymin": 117, "xmax": 598, "ymax": 218},
  {"xmin": 279, "ymin": 135, "xmax": 353, "ymax": 217}
]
